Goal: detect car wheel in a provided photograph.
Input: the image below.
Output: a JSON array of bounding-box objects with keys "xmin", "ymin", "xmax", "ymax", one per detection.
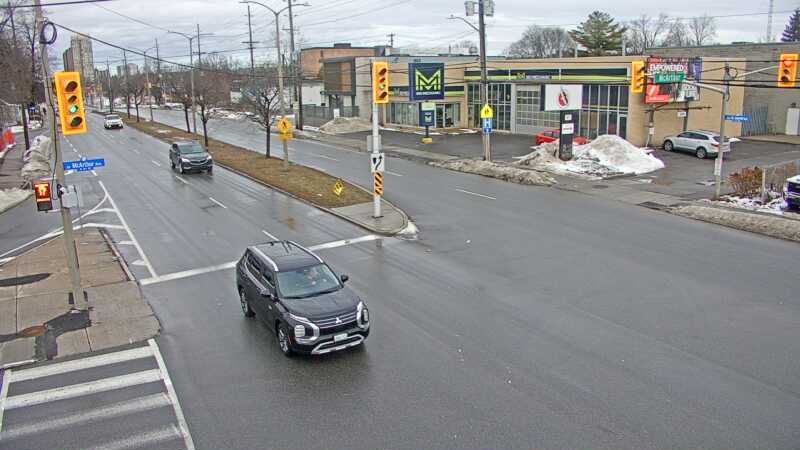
[
  {"xmin": 277, "ymin": 324, "xmax": 294, "ymax": 357},
  {"xmin": 696, "ymin": 147, "xmax": 707, "ymax": 159},
  {"xmin": 207, "ymin": 167, "xmax": 213, "ymax": 175},
  {"xmin": 239, "ymin": 289, "xmax": 254, "ymax": 317},
  {"xmin": 664, "ymin": 140, "xmax": 674, "ymax": 151},
  {"xmin": 170, "ymin": 160, "xmax": 175, "ymax": 170}
]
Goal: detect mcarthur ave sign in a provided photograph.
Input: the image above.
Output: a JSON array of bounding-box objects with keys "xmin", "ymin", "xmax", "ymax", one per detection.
[{"xmin": 409, "ymin": 63, "xmax": 445, "ymax": 101}]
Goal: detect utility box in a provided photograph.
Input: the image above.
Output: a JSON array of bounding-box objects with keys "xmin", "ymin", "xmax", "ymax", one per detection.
[{"xmin": 786, "ymin": 107, "xmax": 799, "ymax": 135}]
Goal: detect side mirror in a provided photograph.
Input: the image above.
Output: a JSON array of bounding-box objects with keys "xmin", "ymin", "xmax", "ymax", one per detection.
[{"xmin": 340, "ymin": 274, "xmax": 349, "ymax": 283}]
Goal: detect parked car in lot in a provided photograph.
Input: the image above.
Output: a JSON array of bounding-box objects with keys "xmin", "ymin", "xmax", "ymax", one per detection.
[
  {"xmin": 662, "ymin": 130, "xmax": 732, "ymax": 159},
  {"xmin": 785, "ymin": 175, "xmax": 800, "ymax": 210},
  {"xmin": 169, "ymin": 140, "xmax": 213, "ymax": 174},
  {"xmin": 236, "ymin": 241, "xmax": 370, "ymax": 357},
  {"xmin": 103, "ymin": 114, "xmax": 123, "ymax": 129},
  {"xmin": 535, "ymin": 129, "xmax": 588, "ymax": 146}
]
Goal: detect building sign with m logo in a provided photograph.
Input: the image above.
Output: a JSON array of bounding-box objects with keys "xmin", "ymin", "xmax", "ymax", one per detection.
[{"xmin": 409, "ymin": 63, "xmax": 445, "ymax": 101}]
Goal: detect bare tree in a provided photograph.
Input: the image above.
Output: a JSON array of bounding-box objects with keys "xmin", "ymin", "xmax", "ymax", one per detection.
[
  {"xmin": 626, "ymin": 13, "xmax": 670, "ymax": 53},
  {"xmin": 162, "ymin": 69, "xmax": 193, "ymax": 133},
  {"xmin": 129, "ymin": 74, "xmax": 146, "ymax": 122},
  {"xmin": 689, "ymin": 14, "xmax": 716, "ymax": 46},
  {"xmin": 195, "ymin": 54, "xmax": 234, "ymax": 146},
  {"xmin": 240, "ymin": 65, "xmax": 280, "ymax": 158},
  {"xmin": 506, "ymin": 25, "xmax": 575, "ymax": 58},
  {"xmin": 450, "ymin": 39, "xmax": 478, "ymax": 55},
  {"xmin": 662, "ymin": 19, "xmax": 692, "ymax": 47}
]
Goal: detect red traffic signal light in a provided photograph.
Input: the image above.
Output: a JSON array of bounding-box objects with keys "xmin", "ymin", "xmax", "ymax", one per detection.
[
  {"xmin": 372, "ymin": 61, "xmax": 390, "ymax": 104},
  {"xmin": 33, "ymin": 181, "xmax": 53, "ymax": 212},
  {"xmin": 778, "ymin": 53, "xmax": 798, "ymax": 88},
  {"xmin": 630, "ymin": 61, "xmax": 646, "ymax": 94}
]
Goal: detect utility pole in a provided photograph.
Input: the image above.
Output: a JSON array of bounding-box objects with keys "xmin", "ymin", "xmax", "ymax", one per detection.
[
  {"xmin": 155, "ymin": 38, "xmax": 161, "ymax": 106},
  {"xmin": 274, "ymin": 12, "xmax": 288, "ymax": 168},
  {"xmin": 387, "ymin": 33, "xmax": 395, "ymax": 47},
  {"xmin": 106, "ymin": 58, "xmax": 112, "ymax": 112},
  {"xmin": 145, "ymin": 43, "xmax": 156, "ymax": 122},
  {"xmin": 123, "ymin": 50, "xmax": 131, "ymax": 118},
  {"xmin": 478, "ymin": 0, "xmax": 491, "ymax": 161},
  {"xmin": 286, "ymin": 0, "xmax": 302, "ymax": 130},
  {"xmin": 195, "ymin": 24, "xmax": 203, "ymax": 134},
  {"xmin": 34, "ymin": 0, "xmax": 84, "ymax": 307},
  {"xmin": 766, "ymin": 0, "xmax": 775, "ymax": 42},
  {"xmin": 244, "ymin": 4, "xmax": 257, "ymax": 75},
  {"xmin": 715, "ymin": 62, "xmax": 732, "ymax": 200},
  {"xmin": 189, "ymin": 36, "xmax": 196, "ymax": 133}
]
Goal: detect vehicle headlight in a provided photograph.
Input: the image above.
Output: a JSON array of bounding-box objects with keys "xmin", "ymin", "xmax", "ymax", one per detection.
[
  {"xmin": 362, "ymin": 308, "xmax": 369, "ymax": 323},
  {"xmin": 206, "ymin": 155, "xmax": 213, "ymax": 161},
  {"xmin": 180, "ymin": 157, "xmax": 189, "ymax": 163},
  {"xmin": 294, "ymin": 324, "xmax": 306, "ymax": 338},
  {"xmin": 356, "ymin": 301, "xmax": 369, "ymax": 328}
]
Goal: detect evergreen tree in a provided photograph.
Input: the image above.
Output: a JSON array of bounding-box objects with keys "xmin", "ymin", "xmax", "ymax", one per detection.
[
  {"xmin": 782, "ymin": 9, "xmax": 800, "ymax": 42},
  {"xmin": 569, "ymin": 11, "xmax": 627, "ymax": 56}
]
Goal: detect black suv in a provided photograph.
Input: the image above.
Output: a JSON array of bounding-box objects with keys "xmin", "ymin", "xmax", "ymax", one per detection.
[
  {"xmin": 236, "ymin": 241, "xmax": 370, "ymax": 356},
  {"xmin": 169, "ymin": 140, "xmax": 213, "ymax": 174}
]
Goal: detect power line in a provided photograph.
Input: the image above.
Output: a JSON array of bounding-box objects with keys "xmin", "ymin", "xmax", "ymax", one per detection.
[
  {"xmin": 298, "ymin": 0, "xmax": 412, "ymax": 28},
  {"xmin": 10, "ymin": 0, "xmax": 112, "ymax": 7}
]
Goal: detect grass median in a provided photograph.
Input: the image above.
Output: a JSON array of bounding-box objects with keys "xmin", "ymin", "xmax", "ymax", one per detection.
[{"xmin": 113, "ymin": 113, "xmax": 372, "ymax": 209}]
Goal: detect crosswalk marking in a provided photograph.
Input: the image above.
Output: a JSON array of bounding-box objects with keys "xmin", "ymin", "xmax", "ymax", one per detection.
[
  {"xmin": 4, "ymin": 369, "xmax": 162, "ymax": 410},
  {"xmin": 9, "ymin": 346, "xmax": 153, "ymax": 383},
  {"xmin": 0, "ymin": 340, "xmax": 195, "ymax": 450}
]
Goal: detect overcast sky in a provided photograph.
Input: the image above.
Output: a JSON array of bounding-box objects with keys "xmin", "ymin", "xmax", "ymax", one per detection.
[{"xmin": 44, "ymin": 0, "xmax": 800, "ymax": 70}]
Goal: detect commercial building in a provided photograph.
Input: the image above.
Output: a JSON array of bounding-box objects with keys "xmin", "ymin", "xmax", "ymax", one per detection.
[
  {"xmin": 651, "ymin": 42, "xmax": 800, "ymax": 135},
  {"xmin": 61, "ymin": 34, "xmax": 95, "ymax": 88},
  {"xmin": 322, "ymin": 55, "xmax": 745, "ymax": 147},
  {"xmin": 300, "ymin": 43, "xmax": 388, "ymax": 79},
  {"xmin": 116, "ymin": 63, "xmax": 139, "ymax": 78}
]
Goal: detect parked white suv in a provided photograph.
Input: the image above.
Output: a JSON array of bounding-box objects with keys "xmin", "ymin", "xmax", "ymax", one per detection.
[{"xmin": 662, "ymin": 130, "xmax": 731, "ymax": 159}]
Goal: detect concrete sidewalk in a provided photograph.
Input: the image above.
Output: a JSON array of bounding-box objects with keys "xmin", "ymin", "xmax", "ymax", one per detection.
[{"xmin": 0, "ymin": 228, "xmax": 159, "ymax": 369}]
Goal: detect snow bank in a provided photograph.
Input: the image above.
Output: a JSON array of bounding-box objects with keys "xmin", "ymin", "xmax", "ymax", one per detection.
[
  {"xmin": 788, "ymin": 175, "xmax": 800, "ymax": 184},
  {"xmin": 515, "ymin": 135, "xmax": 664, "ymax": 178},
  {"xmin": 432, "ymin": 159, "xmax": 556, "ymax": 186},
  {"xmin": 21, "ymin": 136, "xmax": 52, "ymax": 184},
  {"xmin": 703, "ymin": 196, "xmax": 792, "ymax": 216},
  {"xmin": 0, "ymin": 188, "xmax": 32, "ymax": 214},
  {"xmin": 672, "ymin": 204, "xmax": 800, "ymax": 242},
  {"xmin": 319, "ymin": 117, "xmax": 372, "ymax": 134}
]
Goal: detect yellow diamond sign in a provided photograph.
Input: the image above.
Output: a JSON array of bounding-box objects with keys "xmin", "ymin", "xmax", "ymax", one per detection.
[
  {"xmin": 480, "ymin": 104, "xmax": 493, "ymax": 119},
  {"xmin": 276, "ymin": 116, "xmax": 293, "ymax": 134},
  {"xmin": 332, "ymin": 178, "xmax": 344, "ymax": 196}
]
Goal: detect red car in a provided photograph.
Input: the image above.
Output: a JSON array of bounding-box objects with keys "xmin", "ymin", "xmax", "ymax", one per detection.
[{"xmin": 534, "ymin": 129, "xmax": 588, "ymax": 146}]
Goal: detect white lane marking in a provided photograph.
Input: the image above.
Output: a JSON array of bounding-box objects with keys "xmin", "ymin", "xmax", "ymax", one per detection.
[
  {"xmin": 117, "ymin": 240, "xmax": 135, "ymax": 245},
  {"xmin": 9, "ymin": 346, "xmax": 153, "ymax": 383},
  {"xmin": 454, "ymin": 188, "xmax": 496, "ymax": 200},
  {"xmin": 261, "ymin": 229, "xmax": 279, "ymax": 240},
  {"xmin": 0, "ymin": 367, "xmax": 10, "ymax": 433},
  {"xmin": 4, "ymin": 369, "xmax": 162, "ymax": 410},
  {"xmin": 84, "ymin": 424, "xmax": 182, "ymax": 450},
  {"xmin": 74, "ymin": 223, "xmax": 126, "ymax": 231},
  {"xmin": 91, "ymin": 170, "xmax": 97, "ymax": 176},
  {"xmin": 174, "ymin": 175, "xmax": 188, "ymax": 184},
  {"xmin": 0, "ymin": 393, "xmax": 172, "ymax": 441},
  {"xmin": 208, "ymin": 196, "xmax": 227, "ymax": 209},
  {"xmin": 307, "ymin": 235, "xmax": 381, "ymax": 251},
  {"xmin": 139, "ymin": 260, "xmax": 237, "ymax": 286},
  {"xmin": 100, "ymin": 180, "xmax": 157, "ymax": 278},
  {"xmin": 309, "ymin": 152, "xmax": 339, "ymax": 161},
  {"xmin": 151, "ymin": 160, "xmax": 161, "ymax": 167},
  {"xmin": 64, "ymin": 170, "xmax": 75, "ymax": 175},
  {"xmin": 149, "ymin": 339, "xmax": 197, "ymax": 450},
  {"xmin": 385, "ymin": 170, "xmax": 403, "ymax": 177}
]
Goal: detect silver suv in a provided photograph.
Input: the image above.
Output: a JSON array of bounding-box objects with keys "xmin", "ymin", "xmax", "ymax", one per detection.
[
  {"xmin": 662, "ymin": 130, "xmax": 731, "ymax": 159},
  {"xmin": 103, "ymin": 114, "xmax": 123, "ymax": 129}
]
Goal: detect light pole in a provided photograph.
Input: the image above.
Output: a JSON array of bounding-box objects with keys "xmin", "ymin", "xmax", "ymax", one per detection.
[
  {"xmin": 284, "ymin": 0, "xmax": 310, "ymax": 130},
  {"xmin": 241, "ymin": 0, "xmax": 293, "ymax": 169},
  {"xmin": 143, "ymin": 43, "xmax": 156, "ymax": 122},
  {"xmin": 168, "ymin": 31, "xmax": 200, "ymax": 134},
  {"xmin": 451, "ymin": 0, "xmax": 494, "ymax": 161}
]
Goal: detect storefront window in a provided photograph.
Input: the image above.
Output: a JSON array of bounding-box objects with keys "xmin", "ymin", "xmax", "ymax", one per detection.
[
  {"xmin": 468, "ymin": 83, "xmax": 511, "ymax": 131},
  {"xmin": 388, "ymin": 102, "xmax": 418, "ymax": 126},
  {"xmin": 579, "ymin": 84, "xmax": 628, "ymax": 140}
]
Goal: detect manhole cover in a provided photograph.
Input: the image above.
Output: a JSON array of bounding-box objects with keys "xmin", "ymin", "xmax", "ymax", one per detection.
[
  {"xmin": 0, "ymin": 273, "xmax": 50, "ymax": 287},
  {"xmin": 592, "ymin": 184, "xmax": 609, "ymax": 189},
  {"xmin": 19, "ymin": 325, "xmax": 46, "ymax": 337}
]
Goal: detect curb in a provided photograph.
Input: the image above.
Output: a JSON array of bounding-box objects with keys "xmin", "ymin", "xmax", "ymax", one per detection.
[
  {"xmin": 0, "ymin": 191, "xmax": 32, "ymax": 215},
  {"xmin": 681, "ymin": 200, "xmax": 800, "ymax": 222},
  {"xmin": 669, "ymin": 203, "xmax": 800, "ymax": 243},
  {"xmin": 213, "ymin": 160, "xmax": 408, "ymax": 236},
  {"xmin": 98, "ymin": 227, "xmax": 136, "ymax": 282}
]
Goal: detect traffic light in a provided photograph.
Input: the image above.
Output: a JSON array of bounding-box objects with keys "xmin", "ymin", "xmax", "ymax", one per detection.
[
  {"xmin": 372, "ymin": 61, "xmax": 389, "ymax": 104},
  {"xmin": 777, "ymin": 53, "xmax": 798, "ymax": 88},
  {"xmin": 630, "ymin": 60, "xmax": 646, "ymax": 94},
  {"xmin": 53, "ymin": 71, "xmax": 87, "ymax": 135},
  {"xmin": 33, "ymin": 181, "xmax": 53, "ymax": 212}
]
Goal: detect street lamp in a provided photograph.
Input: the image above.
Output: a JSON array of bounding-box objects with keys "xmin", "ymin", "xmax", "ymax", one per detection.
[
  {"xmin": 450, "ymin": 0, "xmax": 494, "ymax": 161},
  {"xmin": 168, "ymin": 31, "xmax": 198, "ymax": 133},
  {"xmin": 143, "ymin": 44, "xmax": 156, "ymax": 122},
  {"xmin": 240, "ymin": 0, "xmax": 293, "ymax": 169}
]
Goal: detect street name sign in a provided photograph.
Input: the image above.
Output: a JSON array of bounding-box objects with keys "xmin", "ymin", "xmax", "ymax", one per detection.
[{"xmin": 63, "ymin": 158, "xmax": 105, "ymax": 172}]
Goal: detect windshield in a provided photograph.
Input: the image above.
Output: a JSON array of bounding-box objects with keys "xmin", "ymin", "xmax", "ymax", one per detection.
[
  {"xmin": 106, "ymin": 115, "xmax": 120, "ymax": 120},
  {"xmin": 276, "ymin": 264, "xmax": 341, "ymax": 299},
  {"xmin": 178, "ymin": 143, "xmax": 205, "ymax": 154}
]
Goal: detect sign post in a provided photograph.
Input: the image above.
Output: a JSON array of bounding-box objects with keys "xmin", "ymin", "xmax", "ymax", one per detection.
[
  {"xmin": 540, "ymin": 84, "xmax": 583, "ymax": 161},
  {"xmin": 420, "ymin": 102, "xmax": 435, "ymax": 144},
  {"xmin": 480, "ymin": 104, "xmax": 493, "ymax": 161},
  {"xmin": 559, "ymin": 112, "xmax": 576, "ymax": 161}
]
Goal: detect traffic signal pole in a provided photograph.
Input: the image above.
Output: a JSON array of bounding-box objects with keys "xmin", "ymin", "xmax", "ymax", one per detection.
[
  {"xmin": 715, "ymin": 62, "xmax": 731, "ymax": 200},
  {"xmin": 372, "ymin": 86, "xmax": 381, "ymax": 218},
  {"xmin": 34, "ymin": 0, "xmax": 84, "ymax": 307},
  {"xmin": 478, "ymin": 0, "xmax": 491, "ymax": 161}
]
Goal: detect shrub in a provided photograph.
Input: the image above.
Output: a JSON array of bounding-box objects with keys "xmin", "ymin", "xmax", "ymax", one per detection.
[{"xmin": 728, "ymin": 166, "xmax": 763, "ymax": 197}]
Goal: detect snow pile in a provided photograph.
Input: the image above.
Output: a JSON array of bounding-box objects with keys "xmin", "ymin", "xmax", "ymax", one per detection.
[
  {"xmin": 673, "ymin": 204, "xmax": 800, "ymax": 242},
  {"xmin": 788, "ymin": 175, "xmax": 800, "ymax": 184},
  {"xmin": 703, "ymin": 196, "xmax": 792, "ymax": 216},
  {"xmin": 21, "ymin": 136, "xmax": 52, "ymax": 185},
  {"xmin": 0, "ymin": 188, "xmax": 32, "ymax": 213},
  {"xmin": 319, "ymin": 117, "xmax": 372, "ymax": 134},
  {"xmin": 515, "ymin": 135, "xmax": 664, "ymax": 179},
  {"xmin": 432, "ymin": 159, "xmax": 556, "ymax": 186}
]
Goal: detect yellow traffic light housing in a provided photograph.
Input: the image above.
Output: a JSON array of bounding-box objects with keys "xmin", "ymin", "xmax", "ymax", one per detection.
[
  {"xmin": 630, "ymin": 61, "xmax": 646, "ymax": 94},
  {"xmin": 53, "ymin": 71, "xmax": 87, "ymax": 135},
  {"xmin": 372, "ymin": 61, "xmax": 390, "ymax": 104},
  {"xmin": 33, "ymin": 180, "xmax": 53, "ymax": 212},
  {"xmin": 778, "ymin": 53, "xmax": 798, "ymax": 88}
]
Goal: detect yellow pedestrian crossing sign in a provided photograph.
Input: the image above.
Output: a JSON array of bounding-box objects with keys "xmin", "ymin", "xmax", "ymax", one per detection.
[
  {"xmin": 332, "ymin": 178, "xmax": 344, "ymax": 196},
  {"xmin": 276, "ymin": 116, "xmax": 293, "ymax": 134},
  {"xmin": 480, "ymin": 104, "xmax": 493, "ymax": 119}
]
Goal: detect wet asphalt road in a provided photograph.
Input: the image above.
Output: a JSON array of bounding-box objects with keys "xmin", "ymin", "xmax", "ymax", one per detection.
[{"xmin": 2, "ymin": 110, "xmax": 799, "ymax": 450}]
